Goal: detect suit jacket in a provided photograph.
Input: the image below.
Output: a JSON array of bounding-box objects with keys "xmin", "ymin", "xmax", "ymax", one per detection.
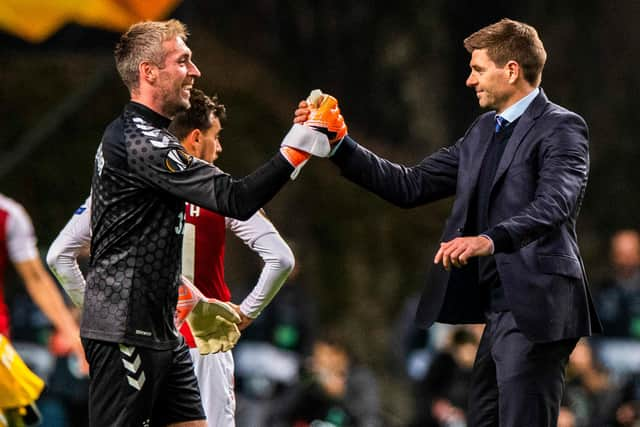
[{"xmin": 331, "ymin": 89, "xmax": 602, "ymax": 342}]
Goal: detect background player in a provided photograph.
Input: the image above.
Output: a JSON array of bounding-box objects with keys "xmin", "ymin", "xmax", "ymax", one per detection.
[
  {"xmin": 0, "ymin": 193, "xmax": 84, "ymax": 364},
  {"xmin": 48, "ymin": 89, "xmax": 295, "ymax": 426},
  {"xmin": 0, "ymin": 192, "xmax": 86, "ymax": 424}
]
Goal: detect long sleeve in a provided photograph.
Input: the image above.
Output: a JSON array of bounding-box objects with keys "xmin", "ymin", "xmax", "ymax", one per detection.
[
  {"xmin": 46, "ymin": 196, "xmax": 92, "ymax": 307},
  {"xmin": 226, "ymin": 211, "xmax": 295, "ymax": 318}
]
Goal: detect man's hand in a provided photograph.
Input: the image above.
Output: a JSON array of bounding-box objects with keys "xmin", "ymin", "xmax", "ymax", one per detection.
[
  {"xmin": 280, "ymin": 89, "xmax": 347, "ymax": 177},
  {"xmin": 434, "ymin": 236, "xmax": 493, "ymax": 271},
  {"xmin": 227, "ymin": 302, "xmax": 254, "ymax": 331},
  {"xmin": 293, "ymin": 100, "xmax": 311, "ymax": 124},
  {"xmin": 304, "ymin": 90, "xmax": 347, "ymax": 145},
  {"xmin": 187, "ymin": 299, "xmax": 242, "ymax": 355},
  {"xmin": 178, "ymin": 275, "xmax": 243, "ymax": 354}
]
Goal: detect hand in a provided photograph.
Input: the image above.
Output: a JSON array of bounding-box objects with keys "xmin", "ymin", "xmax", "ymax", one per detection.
[
  {"xmin": 293, "ymin": 100, "xmax": 311, "ymax": 124},
  {"xmin": 68, "ymin": 333, "xmax": 89, "ymax": 376},
  {"xmin": 187, "ymin": 299, "xmax": 242, "ymax": 355},
  {"xmin": 279, "ymin": 121, "xmax": 329, "ymax": 179},
  {"xmin": 279, "ymin": 89, "xmax": 347, "ymax": 176},
  {"xmin": 304, "ymin": 89, "xmax": 348, "ymax": 145},
  {"xmin": 434, "ymin": 236, "xmax": 493, "ymax": 271},
  {"xmin": 228, "ymin": 302, "xmax": 254, "ymax": 331}
]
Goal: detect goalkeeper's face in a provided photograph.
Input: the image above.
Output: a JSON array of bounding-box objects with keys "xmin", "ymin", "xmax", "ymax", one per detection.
[
  {"xmin": 197, "ymin": 114, "xmax": 222, "ymax": 164},
  {"xmin": 155, "ymin": 36, "xmax": 201, "ymax": 118}
]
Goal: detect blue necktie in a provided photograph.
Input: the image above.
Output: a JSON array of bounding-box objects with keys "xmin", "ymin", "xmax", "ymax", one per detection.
[{"xmin": 495, "ymin": 115, "xmax": 509, "ymax": 133}]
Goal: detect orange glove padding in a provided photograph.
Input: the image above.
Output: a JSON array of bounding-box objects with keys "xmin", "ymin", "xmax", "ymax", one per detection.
[
  {"xmin": 175, "ymin": 275, "xmax": 201, "ymax": 329},
  {"xmin": 305, "ymin": 90, "xmax": 348, "ymax": 144},
  {"xmin": 279, "ymin": 146, "xmax": 310, "ymax": 167}
]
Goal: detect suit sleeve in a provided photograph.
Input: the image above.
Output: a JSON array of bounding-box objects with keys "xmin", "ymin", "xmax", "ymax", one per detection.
[
  {"xmin": 330, "ymin": 135, "xmax": 459, "ymax": 208},
  {"xmin": 485, "ymin": 113, "xmax": 589, "ymax": 252}
]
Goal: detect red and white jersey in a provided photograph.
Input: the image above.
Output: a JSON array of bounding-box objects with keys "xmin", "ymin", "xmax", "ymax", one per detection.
[
  {"xmin": 179, "ymin": 203, "xmax": 294, "ymax": 348},
  {"xmin": 181, "ymin": 202, "xmax": 231, "ymax": 302},
  {"xmin": 0, "ymin": 194, "xmax": 39, "ymax": 336}
]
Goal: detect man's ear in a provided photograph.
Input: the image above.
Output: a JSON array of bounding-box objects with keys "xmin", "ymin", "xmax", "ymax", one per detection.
[
  {"xmin": 506, "ymin": 60, "xmax": 520, "ymax": 84},
  {"xmin": 140, "ymin": 61, "xmax": 157, "ymax": 83},
  {"xmin": 191, "ymin": 128, "xmax": 202, "ymax": 143},
  {"xmin": 181, "ymin": 129, "xmax": 201, "ymax": 156}
]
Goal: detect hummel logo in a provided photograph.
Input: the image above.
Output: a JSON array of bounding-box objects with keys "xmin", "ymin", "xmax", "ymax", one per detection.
[
  {"xmin": 132, "ymin": 117, "xmax": 152, "ymax": 129},
  {"xmin": 119, "ymin": 344, "xmax": 135, "ymax": 356},
  {"xmin": 150, "ymin": 135, "xmax": 171, "ymax": 148},
  {"xmin": 127, "ymin": 371, "xmax": 146, "ymax": 391},
  {"xmin": 122, "ymin": 355, "xmax": 141, "ymax": 373},
  {"xmin": 142, "ymin": 129, "xmax": 161, "ymax": 137},
  {"xmin": 120, "ymin": 345, "xmax": 145, "ymax": 391}
]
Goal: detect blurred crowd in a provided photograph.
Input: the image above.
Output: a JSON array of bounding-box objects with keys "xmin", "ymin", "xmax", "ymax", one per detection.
[{"xmin": 6, "ymin": 227, "xmax": 640, "ymax": 426}]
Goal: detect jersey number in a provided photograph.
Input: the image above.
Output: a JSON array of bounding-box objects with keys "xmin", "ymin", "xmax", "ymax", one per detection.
[{"xmin": 175, "ymin": 211, "xmax": 185, "ymax": 235}]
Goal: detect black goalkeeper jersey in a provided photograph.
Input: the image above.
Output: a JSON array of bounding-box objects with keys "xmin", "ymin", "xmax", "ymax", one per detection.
[{"xmin": 81, "ymin": 102, "xmax": 292, "ymax": 349}]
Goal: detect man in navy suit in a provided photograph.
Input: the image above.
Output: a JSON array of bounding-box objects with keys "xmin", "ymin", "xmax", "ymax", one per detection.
[{"xmin": 294, "ymin": 18, "xmax": 601, "ymax": 427}]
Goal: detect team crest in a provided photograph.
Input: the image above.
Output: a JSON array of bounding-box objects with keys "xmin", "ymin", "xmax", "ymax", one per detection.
[{"xmin": 165, "ymin": 149, "xmax": 193, "ymax": 172}]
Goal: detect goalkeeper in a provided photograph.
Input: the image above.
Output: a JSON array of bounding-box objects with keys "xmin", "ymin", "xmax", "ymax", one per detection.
[{"xmin": 48, "ymin": 89, "xmax": 295, "ymax": 427}]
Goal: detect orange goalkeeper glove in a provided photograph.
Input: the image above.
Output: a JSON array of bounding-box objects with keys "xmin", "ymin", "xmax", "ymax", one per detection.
[
  {"xmin": 176, "ymin": 276, "xmax": 242, "ymax": 354},
  {"xmin": 280, "ymin": 117, "xmax": 331, "ymax": 179},
  {"xmin": 305, "ymin": 89, "xmax": 348, "ymax": 148},
  {"xmin": 279, "ymin": 146, "xmax": 310, "ymax": 180}
]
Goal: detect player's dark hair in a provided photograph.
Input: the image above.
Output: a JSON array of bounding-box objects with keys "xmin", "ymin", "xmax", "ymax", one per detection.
[
  {"xmin": 463, "ymin": 18, "xmax": 546, "ymax": 86},
  {"xmin": 168, "ymin": 89, "xmax": 226, "ymax": 140}
]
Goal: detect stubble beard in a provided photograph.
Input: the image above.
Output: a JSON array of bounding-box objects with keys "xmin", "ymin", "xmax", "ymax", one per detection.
[{"xmin": 160, "ymin": 85, "xmax": 190, "ymax": 118}]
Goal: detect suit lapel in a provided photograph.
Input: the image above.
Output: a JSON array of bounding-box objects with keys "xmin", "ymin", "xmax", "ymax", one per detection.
[
  {"xmin": 464, "ymin": 116, "xmax": 494, "ymax": 190},
  {"xmin": 491, "ymin": 89, "xmax": 549, "ymax": 188}
]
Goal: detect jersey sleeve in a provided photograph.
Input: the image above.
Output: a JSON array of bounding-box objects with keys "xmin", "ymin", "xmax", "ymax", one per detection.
[
  {"xmin": 46, "ymin": 196, "xmax": 92, "ymax": 307},
  {"xmin": 227, "ymin": 211, "xmax": 295, "ymax": 318},
  {"xmin": 125, "ymin": 121, "xmax": 292, "ymax": 221},
  {"xmin": 5, "ymin": 201, "xmax": 38, "ymax": 263}
]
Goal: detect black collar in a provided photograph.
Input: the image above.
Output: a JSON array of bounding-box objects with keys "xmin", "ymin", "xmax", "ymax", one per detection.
[{"xmin": 125, "ymin": 101, "xmax": 172, "ymax": 129}]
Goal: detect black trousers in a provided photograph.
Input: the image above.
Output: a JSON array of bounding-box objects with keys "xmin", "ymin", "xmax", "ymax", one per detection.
[{"xmin": 467, "ymin": 311, "xmax": 577, "ymax": 427}]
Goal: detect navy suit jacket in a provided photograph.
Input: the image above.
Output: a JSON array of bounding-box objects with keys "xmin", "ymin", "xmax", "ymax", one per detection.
[{"xmin": 331, "ymin": 89, "xmax": 602, "ymax": 342}]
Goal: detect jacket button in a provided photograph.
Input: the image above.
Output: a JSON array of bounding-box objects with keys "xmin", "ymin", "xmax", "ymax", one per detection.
[{"xmin": 457, "ymin": 227, "xmax": 464, "ymax": 233}]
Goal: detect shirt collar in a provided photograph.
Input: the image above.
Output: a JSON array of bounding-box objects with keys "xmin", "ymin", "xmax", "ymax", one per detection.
[
  {"xmin": 498, "ymin": 87, "xmax": 540, "ymax": 123},
  {"xmin": 126, "ymin": 101, "xmax": 172, "ymax": 129}
]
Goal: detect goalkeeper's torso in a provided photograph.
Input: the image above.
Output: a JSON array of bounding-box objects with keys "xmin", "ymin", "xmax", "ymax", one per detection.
[{"xmin": 81, "ymin": 102, "xmax": 188, "ymax": 350}]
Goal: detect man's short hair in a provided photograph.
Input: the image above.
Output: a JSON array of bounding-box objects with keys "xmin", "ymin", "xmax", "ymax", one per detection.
[
  {"xmin": 463, "ymin": 18, "xmax": 547, "ymax": 86},
  {"xmin": 168, "ymin": 89, "xmax": 226, "ymax": 141},
  {"xmin": 114, "ymin": 19, "xmax": 189, "ymax": 92}
]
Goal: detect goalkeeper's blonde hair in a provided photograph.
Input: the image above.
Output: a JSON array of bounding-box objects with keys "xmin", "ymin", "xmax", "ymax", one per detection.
[{"xmin": 114, "ymin": 19, "xmax": 189, "ymax": 92}]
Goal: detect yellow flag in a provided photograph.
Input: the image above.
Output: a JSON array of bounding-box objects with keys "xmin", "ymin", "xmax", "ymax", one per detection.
[
  {"xmin": 0, "ymin": 335, "xmax": 44, "ymax": 409},
  {"xmin": 0, "ymin": 0, "xmax": 183, "ymax": 43}
]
